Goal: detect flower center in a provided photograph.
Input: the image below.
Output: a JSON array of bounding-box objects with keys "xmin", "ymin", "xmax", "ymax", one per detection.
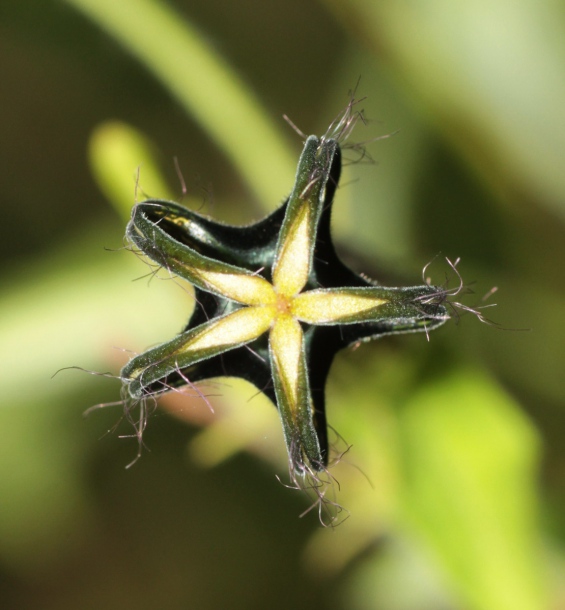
[{"xmin": 275, "ymin": 292, "xmax": 293, "ymax": 316}]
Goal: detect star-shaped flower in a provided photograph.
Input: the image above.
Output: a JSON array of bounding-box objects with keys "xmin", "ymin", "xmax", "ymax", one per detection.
[{"xmin": 121, "ymin": 131, "xmax": 449, "ymax": 476}]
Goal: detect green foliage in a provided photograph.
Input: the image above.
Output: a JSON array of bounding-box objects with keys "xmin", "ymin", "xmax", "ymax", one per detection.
[{"xmin": 400, "ymin": 369, "xmax": 545, "ymax": 610}]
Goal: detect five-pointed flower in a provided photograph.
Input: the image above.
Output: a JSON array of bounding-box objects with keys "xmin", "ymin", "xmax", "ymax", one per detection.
[{"xmin": 121, "ymin": 134, "xmax": 449, "ymax": 475}]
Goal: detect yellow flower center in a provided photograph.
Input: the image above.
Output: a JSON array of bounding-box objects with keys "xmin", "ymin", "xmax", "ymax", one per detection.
[{"xmin": 275, "ymin": 292, "xmax": 293, "ymax": 316}]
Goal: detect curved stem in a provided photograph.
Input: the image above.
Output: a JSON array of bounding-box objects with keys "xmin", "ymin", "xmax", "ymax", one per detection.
[{"xmin": 65, "ymin": 0, "xmax": 296, "ymax": 205}]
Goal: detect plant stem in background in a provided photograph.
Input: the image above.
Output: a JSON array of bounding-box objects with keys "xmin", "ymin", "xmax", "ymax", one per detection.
[{"xmin": 65, "ymin": 0, "xmax": 296, "ymax": 206}]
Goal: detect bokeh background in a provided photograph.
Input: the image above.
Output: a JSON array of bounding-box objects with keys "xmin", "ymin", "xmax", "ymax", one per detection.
[{"xmin": 1, "ymin": 0, "xmax": 564, "ymax": 608}]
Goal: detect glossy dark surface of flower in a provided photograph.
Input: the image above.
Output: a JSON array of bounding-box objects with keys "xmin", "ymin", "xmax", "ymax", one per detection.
[{"xmin": 121, "ymin": 134, "xmax": 449, "ymax": 474}]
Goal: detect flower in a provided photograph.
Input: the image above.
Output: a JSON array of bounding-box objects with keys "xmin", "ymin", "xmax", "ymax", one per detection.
[{"xmin": 121, "ymin": 132, "xmax": 449, "ymax": 476}]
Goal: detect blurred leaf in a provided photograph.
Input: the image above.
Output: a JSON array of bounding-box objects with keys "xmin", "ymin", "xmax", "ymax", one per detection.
[
  {"xmin": 340, "ymin": 534, "xmax": 457, "ymax": 610},
  {"xmin": 399, "ymin": 368, "xmax": 547, "ymax": 610},
  {"xmin": 323, "ymin": 0, "xmax": 565, "ymax": 221},
  {"xmin": 89, "ymin": 121, "xmax": 176, "ymax": 220},
  {"xmin": 0, "ymin": 223, "xmax": 194, "ymax": 568},
  {"xmin": 65, "ymin": 0, "xmax": 296, "ymax": 207},
  {"xmin": 0, "ymin": 227, "xmax": 191, "ymax": 408}
]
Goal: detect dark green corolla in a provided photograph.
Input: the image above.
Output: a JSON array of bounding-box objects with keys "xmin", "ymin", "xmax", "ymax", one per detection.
[{"xmin": 121, "ymin": 133, "xmax": 449, "ymax": 475}]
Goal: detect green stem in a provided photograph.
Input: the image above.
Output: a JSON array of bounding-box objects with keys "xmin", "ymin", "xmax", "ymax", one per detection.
[{"xmin": 65, "ymin": 0, "xmax": 296, "ymax": 205}]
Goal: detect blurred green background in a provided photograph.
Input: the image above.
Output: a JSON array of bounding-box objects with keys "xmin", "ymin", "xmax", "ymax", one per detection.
[{"xmin": 1, "ymin": 0, "xmax": 564, "ymax": 608}]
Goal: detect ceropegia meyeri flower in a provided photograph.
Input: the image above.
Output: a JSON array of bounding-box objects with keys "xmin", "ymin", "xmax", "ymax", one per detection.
[{"xmin": 121, "ymin": 124, "xmax": 449, "ymax": 477}]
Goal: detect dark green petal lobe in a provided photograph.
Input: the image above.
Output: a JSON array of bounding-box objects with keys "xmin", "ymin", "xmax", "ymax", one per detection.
[
  {"xmin": 127, "ymin": 203, "xmax": 275, "ymax": 304},
  {"xmin": 128, "ymin": 199, "xmax": 286, "ymax": 271}
]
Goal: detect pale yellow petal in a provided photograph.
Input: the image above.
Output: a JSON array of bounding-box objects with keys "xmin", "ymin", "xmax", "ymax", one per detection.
[
  {"xmin": 292, "ymin": 288, "xmax": 388, "ymax": 324},
  {"xmin": 195, "ymin": 270, "xmax": 276, "ymax": 306},
  {"xmin": 271, "ymin": 136, "xmax": 338, "ymax": 297},
  {"xmin": 187, "ymin": 305, "xmax": 275, "ymax": 351},
  {"xmin": 269, "ymin": 315, "xmax": 323, "ymax": 471},
  {"xmin": 272, "ymin": 205, "xmax": 311, "ymax": 296},
  {"xmin": 269, "ymin": 315, "xmax": 304, "ymax": 406}
]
